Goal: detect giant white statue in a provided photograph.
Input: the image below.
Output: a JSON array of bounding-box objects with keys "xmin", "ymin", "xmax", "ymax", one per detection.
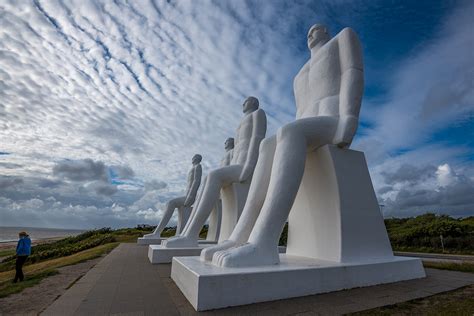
[
  {"xmin": 206, "ymin": 137, "xmax": 234, "ymax": 242},
  {"xmin": 202, "ymin": 24, "xmax": 364, "ymax": 266},
  {"xmin": 139, "ymin": 154, "xmax": 202, "ymax": 244},
  {"xmin": 162, "ymin": 97, "xmax": 266, "ymax": 248},
  {"xmin": 171, "ymin": 25, "xmax": 425, "ymax": 311}
]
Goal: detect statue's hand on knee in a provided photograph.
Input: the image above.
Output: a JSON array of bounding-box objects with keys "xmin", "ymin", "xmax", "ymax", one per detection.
[
  {"xmin": 333, "ymin": 115, "xmax": 358, "ymax": 148},
  {"xmin": 239, "ymin": 166, "xmax": 252, "ymax": 182},
  {"xmin": 183, "ymin": 196, "xmax": 194, "ymax": 207}
]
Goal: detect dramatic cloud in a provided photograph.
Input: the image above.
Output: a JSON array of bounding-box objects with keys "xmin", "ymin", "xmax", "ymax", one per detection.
[
  {"xmin": 0, "ymin": 177, "xmax": 23, "ymax": 189},
  {"xmin": 53, "ymin": 159, "xmax": 108, "ymax": 182},
  {"xmin": 379, "ymin": 163, "xmax": 474, "ymax": 217}
]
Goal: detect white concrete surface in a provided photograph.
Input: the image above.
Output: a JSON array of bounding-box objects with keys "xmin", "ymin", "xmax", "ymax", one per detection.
[
  {"xmin": 137, "ymin": 237, "xmax": 164, "ymax": 245},
  {"xmin": 138, "ymin": 238, "xmax": 217, "ymax": 246},
  {"xmin": 286, "ymin": 145, "xmax": 393, "ymax": 262},
  {"xmin": 172, "ymin": 255, "xmax": 426, "ymax": 311},
  {"xmin": 148, "ymin": 244, "xmax": 210, "ymax": 264}
]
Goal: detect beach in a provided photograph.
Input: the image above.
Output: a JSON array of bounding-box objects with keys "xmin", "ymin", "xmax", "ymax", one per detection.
[
  {"xmin": 0, "ymin": 226, "xmax": 85, "ymax": 253},
  {"xmin": 0, "ymin": 226, "xmax": 84, "ymax": 242}
]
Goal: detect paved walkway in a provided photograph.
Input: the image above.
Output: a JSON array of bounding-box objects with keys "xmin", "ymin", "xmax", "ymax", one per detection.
[{"xmin": 43, "ymin": 243, "xmax": 474, "ymax": 315}]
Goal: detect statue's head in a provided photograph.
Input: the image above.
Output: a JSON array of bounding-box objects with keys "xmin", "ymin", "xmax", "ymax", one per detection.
[
  {"xmin": 192, "ymin": 154, "xmax": 202, "ymax": 165},
  {"xmin": 307, "ymin": 24, "xmax": 330, "ymax": 50},
  {"xmin": 224, "ymin": 137, "xmax": 234, "ymax": 151},
  {"xmin": 243, "ymin": 96, "xmax": 259, "ymax": 114}
]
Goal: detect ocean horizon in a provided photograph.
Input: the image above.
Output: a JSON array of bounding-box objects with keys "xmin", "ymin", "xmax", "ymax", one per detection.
[{"xmin": 0, "ymin": 226, "xmax": 85, "ymax": 243}]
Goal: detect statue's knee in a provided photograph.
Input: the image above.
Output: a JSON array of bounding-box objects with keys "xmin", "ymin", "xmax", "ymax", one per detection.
[
  {"xmin": 260, "ymin": 136, "xmax": 275, "ymax": 153},
  {"xmin": 277, "ymin": 124, "xmax": 295, "ymax": 141},
  {"xmin": 208, "ymin": 170, "xmax": 221, "ymax": 183}
]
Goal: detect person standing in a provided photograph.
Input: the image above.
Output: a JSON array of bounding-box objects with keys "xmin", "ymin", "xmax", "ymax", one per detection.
[{"xmin": 13, "ymin": 231, "xmax": 31, "ymax": 283}]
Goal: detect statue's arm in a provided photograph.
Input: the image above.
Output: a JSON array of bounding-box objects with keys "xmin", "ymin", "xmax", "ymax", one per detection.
[
  {"xmin": 239, "ymin": 109, "xmax": 267, "ymax": 182},
  {"xmin": 334, "ymin": 27, "xmax": 364, "ymax": 148},
  {"xmin": 184, "ymin": 165, "xmax": 202, "ymax": 206}
]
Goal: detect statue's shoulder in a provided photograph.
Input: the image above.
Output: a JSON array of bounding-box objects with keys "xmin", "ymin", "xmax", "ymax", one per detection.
[
  {"xmin": 253, "ymin": 108, "xmax": 267, "ymax": 120},
  {"xmin": 335, "ymin": 27, "xmax": 363, "ymax": 69},
  {"xmin": 336, "ymin": 27, "xmax": 358, "ymax": 41},
  {"xmin": 335, "ymin": 27, "xmax": 361, "ymax": 51}
]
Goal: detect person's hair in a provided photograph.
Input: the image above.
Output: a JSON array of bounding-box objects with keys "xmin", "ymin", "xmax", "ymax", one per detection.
[{"xmin": 19, "ymin": 231, "xmax": 28, "ymax": 237}]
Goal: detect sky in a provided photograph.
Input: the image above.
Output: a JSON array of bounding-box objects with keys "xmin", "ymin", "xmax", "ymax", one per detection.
[{"xmin": 0, "ymin": 0, "xmax": 473, "ymax": 229}]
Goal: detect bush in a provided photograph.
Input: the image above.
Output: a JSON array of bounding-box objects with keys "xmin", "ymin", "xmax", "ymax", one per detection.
[
  {"xmin": 277, "ymin": 214, "xmax": 473, "ymax": 253},
  {"xmin": 385, "ymin": 213, "xmax": 474, "ymax": 253}
]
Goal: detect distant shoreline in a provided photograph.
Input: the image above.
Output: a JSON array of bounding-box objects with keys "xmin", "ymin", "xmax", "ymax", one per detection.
[
  {"xmin": 0, "ymin": 237, "xmax": 65, "ymax": 250},
  {"xmin": 0, "ymin": 226, "xmax": 85, "ymax": 248}
]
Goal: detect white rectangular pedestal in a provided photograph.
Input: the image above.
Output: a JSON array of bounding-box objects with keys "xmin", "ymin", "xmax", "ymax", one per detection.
[
  {"xmin": 137, "ymin": 237, "xmax": 164, "ymax": 245},
  {"xmin": 171, "ymin": 254, "xmax": 425, "ymax": 311},
  {"xmin": 138, "ymin": 238, "xmax": 216, "ymax": 246},
  {"xmin": 148, "ymin": 245, "xmax": 209, "ymax": 264},
  {"xmin": 197, "ymin": 240, "xmax": 218, "ymax": 245}
]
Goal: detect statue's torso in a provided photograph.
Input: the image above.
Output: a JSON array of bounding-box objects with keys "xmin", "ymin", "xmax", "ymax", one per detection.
[
  {"xmin": 221, "ymin": 150, "xmax": 233, "ymax": 167},
  {"xmin": 294, "ymin": 37, "xmax": 341, "ymax": 119},
  {"xmin": 231, "ymin": 112, "xmax": 254, "ymax": 165},
  {"xmin": 186, "ymin": 165, "xmax": 198, "ymax": 192}
]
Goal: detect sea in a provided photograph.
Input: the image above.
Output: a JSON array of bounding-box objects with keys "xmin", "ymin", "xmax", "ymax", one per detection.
[{"xmin": 0, "ymin": 226, "xmax": 85, "ymax": 243}]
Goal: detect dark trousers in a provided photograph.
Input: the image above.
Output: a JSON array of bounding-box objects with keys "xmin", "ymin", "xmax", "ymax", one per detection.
[{"xmin": 14, "ymin": 255, "xmax": 28, "ymax": 282}]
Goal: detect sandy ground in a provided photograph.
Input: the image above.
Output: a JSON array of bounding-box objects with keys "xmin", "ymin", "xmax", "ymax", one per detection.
[{"xmin": 0, "ymin": 257, "xmax": 101, "ymax": 315}]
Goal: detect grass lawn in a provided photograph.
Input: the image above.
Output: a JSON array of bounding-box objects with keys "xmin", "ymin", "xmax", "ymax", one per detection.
[
  {"xmin": 0, "ymin": 227, "xmax": 152, "ymax": 298},
  {"xmin": 351, "ymin": 284, "xmax": 474, "ymax": 315},
  {"xmin": 0, "ymin": 242, "xmax": 118, "ymax": 298},
  {"xmin": 352, "ymin": 261, "xmax": 474, "ymax": 315},
  {"xmin": 0, "ymin": 248, "xmax": 15, "ymax": 258},
  {"xmin": 423, "ymin": 260, "xmax": 474, "ymax": 273}
]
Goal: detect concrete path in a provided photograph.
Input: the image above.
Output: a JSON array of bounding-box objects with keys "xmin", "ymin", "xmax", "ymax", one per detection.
[{"xmin": 43, "ymin": 243, "xmax": 474, "ymax": 315}]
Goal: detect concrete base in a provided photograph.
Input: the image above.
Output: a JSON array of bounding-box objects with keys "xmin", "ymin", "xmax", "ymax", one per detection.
[
  {"xmin": 148, "ymin": 245, "xmax": 210, "ymax": 264},
  {"xmin": 137, "ymin": 237, "xmax": 164, "ymax": 245},
  {"xmin": 171, "ymin": 254, "xmax": 425, "ymax": 311},
  {"xmin": 138, "ymin": 238, "xmax": 217, "ymax": 246},
  {"xmin": 198, "ymin": 240, "xmax": 218, "ymax": 245}
]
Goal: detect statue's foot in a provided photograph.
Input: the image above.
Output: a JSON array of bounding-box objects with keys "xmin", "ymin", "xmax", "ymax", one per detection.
[
  {"xmin": 212, "ymin": 242, "xmax": 280, "ymax": 268},
  {"xmin": 161, "ymin": 236, "xmax": 198, "ymax": 248},
  {"xmin": 200, "ymin": 240, "xmax": 236, "ymax": 262}
]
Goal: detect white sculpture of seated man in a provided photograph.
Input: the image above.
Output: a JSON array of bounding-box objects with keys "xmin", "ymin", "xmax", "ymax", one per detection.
[
  {"xmin": 144, "ymin": 154, "xmax": 202, "ymax": 239},
  {"xmin": 206, "ymin": 137, "xmax": 234, "ymax": 241},
  {"xmin": 202, "ymin": 24, "xmax": 364, "ymax": 267},
  {"xmin": 162, "ymin": 97, "xmax": 267, "ymax": 248}
]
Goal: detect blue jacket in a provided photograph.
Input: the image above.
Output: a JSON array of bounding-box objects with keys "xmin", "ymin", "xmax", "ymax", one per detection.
[{"xmin": 16, "ymin": 236, "xmax": 31, "ymax": 256}]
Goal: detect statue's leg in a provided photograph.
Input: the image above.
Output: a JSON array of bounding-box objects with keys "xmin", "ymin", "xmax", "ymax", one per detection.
[
  {"xmin": 163, "ymin": 165, "xmax": 242, "ymax": 248},
  {"xmin": 144, "ymin": 196, "xmax": 185, "ymax": 237},
  {"xmin": 181, "ymin": 176, "xmax": 207, "ymax": 235},
  {"xmin": 215, "ymin": 117, "xmax": 338, "ymax": 267},
  {"xmin": 202, "ymin": 136, "xmax": 276, "ymax": 262}
]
